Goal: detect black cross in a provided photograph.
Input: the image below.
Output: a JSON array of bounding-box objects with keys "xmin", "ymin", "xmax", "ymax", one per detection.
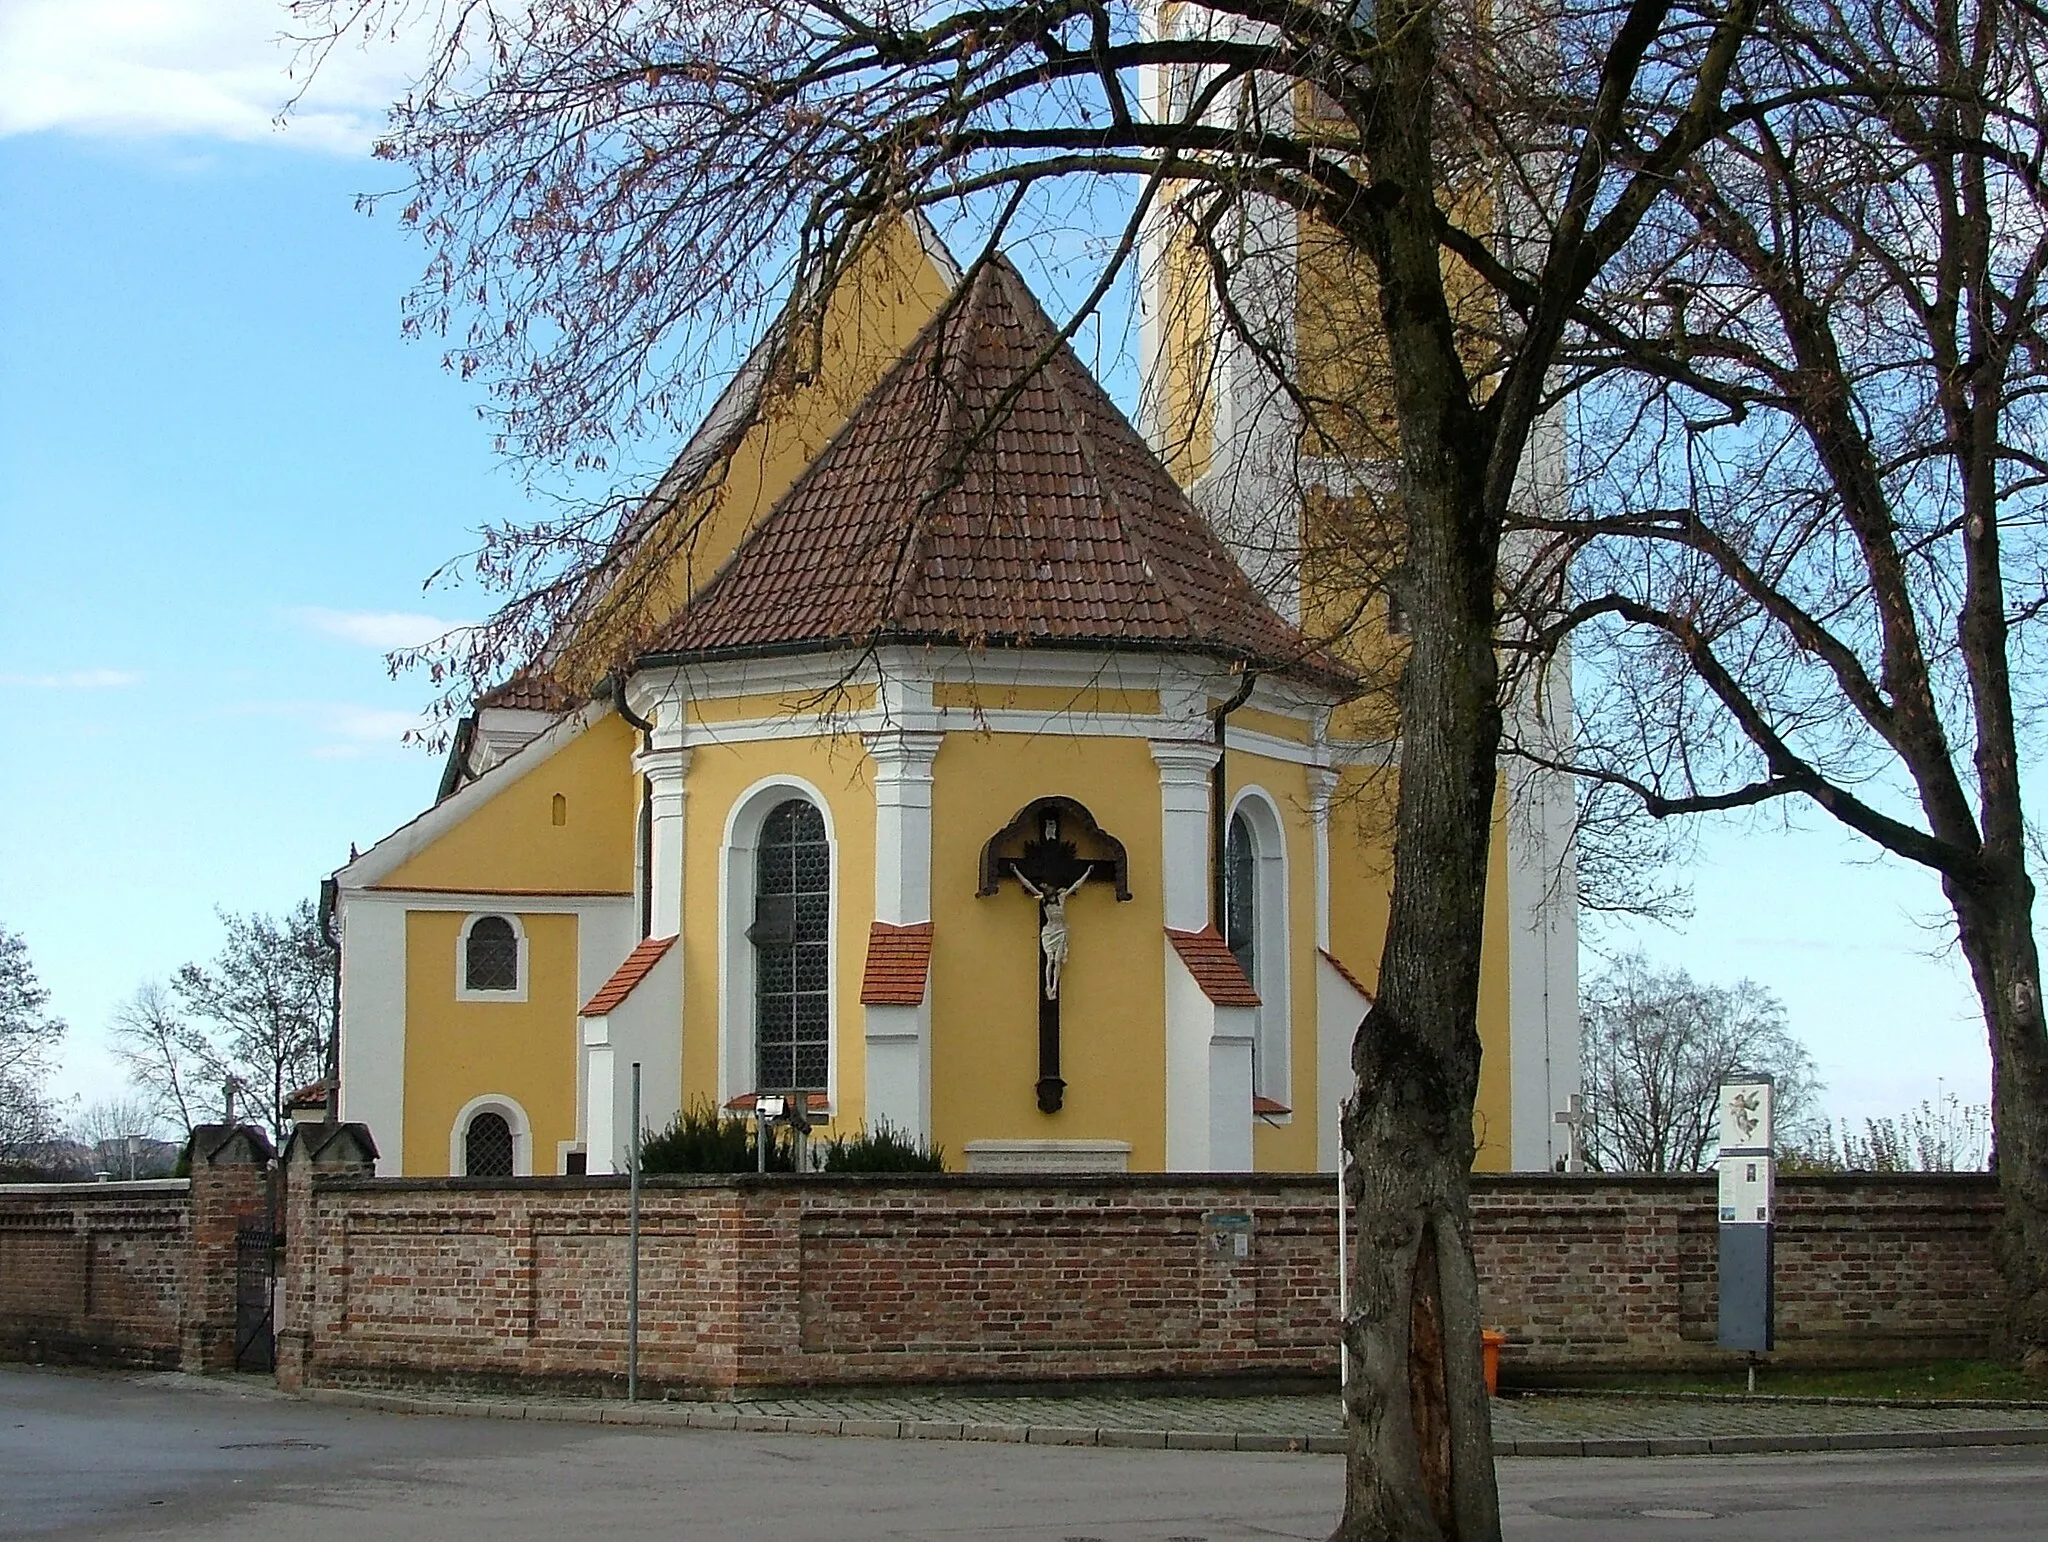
[
  {"xmin": 978, "ymin": 798, "xmax": 1131, "ymax": 1116},
  {"xmin": 1008, "ymin": 836, "xmax": 1117, "ymax": 1114}
]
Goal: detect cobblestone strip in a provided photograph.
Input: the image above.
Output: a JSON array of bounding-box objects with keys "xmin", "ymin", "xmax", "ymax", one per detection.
[{"xmin": 300, "ymin": 1387, "xmax": 2048, "ymax": 1458}]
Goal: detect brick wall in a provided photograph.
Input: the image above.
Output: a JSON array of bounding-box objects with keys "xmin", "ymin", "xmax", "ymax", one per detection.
[
  {"xmin": 0, "ymin": 1181, "xmax": 191, "ymax": 1368},
  {"xmin": 284, "ymin": 1171, "xmax": 2003, "ymax": 1397},
  {"xmin": 0, "ymin": 1124, "xmax": 276, "ymax": 1374},
  {"xmin": 1471, "ymin": 1174, "xmax": 2002, "ymax": 1374}
]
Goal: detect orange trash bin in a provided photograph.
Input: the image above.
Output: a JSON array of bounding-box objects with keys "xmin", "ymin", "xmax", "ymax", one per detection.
[{"xmin": 1480, "ymin": 1329, "xmax": 1507, "ymax": 1396}]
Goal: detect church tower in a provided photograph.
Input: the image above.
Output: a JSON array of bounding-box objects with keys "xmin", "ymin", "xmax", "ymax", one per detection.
[{"xmin": 1134, "ymin": 1, "xmax": 1581, "ymax": 1169}]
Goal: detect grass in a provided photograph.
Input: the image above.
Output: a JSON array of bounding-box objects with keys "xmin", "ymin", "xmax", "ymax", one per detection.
[{"xmin": 1515, "ymin": 1360, "xmax": 2043, "ymax": 1402}]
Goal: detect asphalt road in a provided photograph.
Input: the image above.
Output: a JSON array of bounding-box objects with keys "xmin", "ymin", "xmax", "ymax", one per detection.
[{"xmin": 5, "ymin": 1366, "xmax": 2045, "ymax": 1541}]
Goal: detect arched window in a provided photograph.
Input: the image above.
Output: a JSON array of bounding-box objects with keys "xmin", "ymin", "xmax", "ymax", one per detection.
[
  {"xmin": 463, "ymin": 915, "xmax": 520, "ymax": 993},
  {"xmin": 750, "ymin": 798, "xmax": 831, "ymax": 1091},
  {"xmin": 465, "ymin": 1110, "xmax": 514, "ymax": 1176},
  {"xmin": 448, "ymin": 1094, "xmax": 532, "ymax": 1176},
  {"xmin": 1225, "ymin": 793, "xmax": 1292, "ymax": 1108},
  {"xmin": 1225, "ymin": 810, "xmax": 1257, "ymax": 988}
]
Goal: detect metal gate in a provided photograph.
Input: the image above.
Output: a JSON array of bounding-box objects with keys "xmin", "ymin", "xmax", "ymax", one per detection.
[{"xmin": 233, "ymin": 1223, "xmax": 277, "ymax": 1373}]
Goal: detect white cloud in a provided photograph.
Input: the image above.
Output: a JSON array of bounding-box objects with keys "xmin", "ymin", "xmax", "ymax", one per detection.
[
  {"xmin": 288, "ymin": 605, "xmax": 469, "ymax": 650},
  {"xmin": 320, "ymin": 702, "xmax": 425, "ymax": 741},
  {"xmin": 0, "ymin": 668, "xmax": 144, "ymax": 689},
  {"xmin": 0, "ymin": 1, "xmax": 424, "ymax": 154}
]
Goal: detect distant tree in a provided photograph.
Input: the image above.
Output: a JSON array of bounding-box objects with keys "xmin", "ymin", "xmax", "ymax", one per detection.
[
  {"xmin": 0, "ymin": 923, "xmax": 65, "ymax": 1159},
  {"xmin": 1792, "ymin": 1093, "xmax": 1994, "ymax": 1174},
  {"xmin": 172, "ymin": 902, "xmax": 333, "ymax": 1146},
  {"xmin": 110, "ymin": 980, "xmax": 224, "ymax": 1138},
  {"xmin": 1581, "ymin": 953, "xmax": 1822, "ymax": 1172}
]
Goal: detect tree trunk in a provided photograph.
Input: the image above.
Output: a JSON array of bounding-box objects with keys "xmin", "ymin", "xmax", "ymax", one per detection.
[
  {"xmin": 1335, "ymin": 548, "xmax": 1503, "ymax": 1540},
  {"xmin": 1333, "ymin": 0, "xmax": 1509, "ymax": 1530},
  {"xmin": 1948, "ymin": 870, "xmax": 2048, "ymax": 1372}
]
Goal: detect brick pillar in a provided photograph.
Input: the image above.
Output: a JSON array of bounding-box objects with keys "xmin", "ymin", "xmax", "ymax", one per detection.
[
  {"xmin": 275, "ymin": 1122, "xmax": 378, "ymax": 1393},
  {"xmin": 180, "ymin": 1125, "xmax": 276, "ymax": 1374}
]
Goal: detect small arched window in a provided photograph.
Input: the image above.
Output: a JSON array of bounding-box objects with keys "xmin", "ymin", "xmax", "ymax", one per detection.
[
  {"xmin": 749, "ymin": 798, "xmax": 831, "ymax": 1091},
  {"xmin": 464, "ymin": 1110, "xmax": 514, "ymax": 1177},
  {"xmin": 464, "ymin": 915, "xmax": 519, "ymax": 993}
]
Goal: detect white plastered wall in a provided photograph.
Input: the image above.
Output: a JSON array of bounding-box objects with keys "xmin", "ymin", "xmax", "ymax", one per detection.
[{"xmin": 580, "ymin": 945, "xmax": 683, "ymax": 1175}]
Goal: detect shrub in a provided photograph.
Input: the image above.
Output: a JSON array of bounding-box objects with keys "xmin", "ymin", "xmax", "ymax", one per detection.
[
  {"xmin": 638, "ymin": 1101, "xmax": 792, "ymax": 1174},
  {"xmin": 816, "ymin": 1120, "xmax": 946, "ymax": 1173}
]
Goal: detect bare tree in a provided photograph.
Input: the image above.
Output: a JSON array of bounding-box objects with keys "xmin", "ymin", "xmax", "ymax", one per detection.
[
  {"xmin": 1581, "ymin": 953, "xmax": 1821, "ymax": 1172},
  {"xmin": 0, "ymin": 922, "xmax": 65, "ymax": 1160},
  {"xmin": 109, "ymin": 981, "xmax": 221, "ymax": 1139},
  {"xmin": 172, "ymin": 903, "xmax": 333, "ymax": 1146},
  {"xmin": 1523, "ymin": 0, "xmax": 2048, "ymax": 1372},
  {"xmin": 295, "ymin": 2, "xmax": 1766, "ymax": 1534}
]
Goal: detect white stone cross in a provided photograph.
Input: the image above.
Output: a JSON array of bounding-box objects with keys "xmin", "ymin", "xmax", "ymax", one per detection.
[{"xmin": 1554, "ymin": 1093, "xmax": 1588, "ymax": 1173}]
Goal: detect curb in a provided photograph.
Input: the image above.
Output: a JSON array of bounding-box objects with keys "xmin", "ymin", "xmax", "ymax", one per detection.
[{"xmin": 301, "ymin": 1388, "xmax": 2048, "ymax": 1458}]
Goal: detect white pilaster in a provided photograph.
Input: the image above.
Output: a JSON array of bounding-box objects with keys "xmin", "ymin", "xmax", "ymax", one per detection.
[
  {"xmin": 582, "ymin": 1014, "xmax": 618, "ymax": 1176},
  {"xmin": 1307, "ymin": 765, "xmax": 1337, "ymax": 954},
  {"xmin": 866, "ymin": 731, "xmax": 942, "ymax": 925},
  {"xmin": 633, "ymin": 743, "xmax": 692, "ymax": 940},
  {"xmin": 865, "ymin": 730, "xmax": 943, "ymax": 1141},
  {"xmin": 1150, "ymin": 739, "xmax": 1220, "ymax": 932}
]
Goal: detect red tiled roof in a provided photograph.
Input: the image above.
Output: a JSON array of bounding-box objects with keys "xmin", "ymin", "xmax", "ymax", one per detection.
[
  {"xmin": 476, "ymin": 672, "xmax": 578, "ymax": 713},
  {"xmin": 1319, "ymin": 948, "xmax": 1374, "ymax": 1001},
  {"xmin": 860, "ymin": 922, "xmax": 934, "ymax": 1006},
  {"xmin": 644, "ymin": 259, "xmax": 1352, "ymax": 692},
  {"xmin": 579, "ymin": 935, "xmax": 677, "ymax": 1016},
  {"xmin": 1167, "ymin": 926, "xmax": 1261, "ymax": 1007},
  {"xmin": 1253, "ymin": 1095, "xmax": 1292, "ymax": 1117}
]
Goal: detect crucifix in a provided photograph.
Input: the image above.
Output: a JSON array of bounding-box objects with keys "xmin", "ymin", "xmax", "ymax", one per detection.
[
  {"xmin": 978, "ymin": 797, "xmax": 1131, "ymax": 1114},
  {"xmin": 1554, "ymin": 1093, "xmax": 1588, "ymax": 1173}
]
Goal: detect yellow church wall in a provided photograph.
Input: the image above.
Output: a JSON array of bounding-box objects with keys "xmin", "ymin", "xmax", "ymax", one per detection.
[
  {"xmin": 931, "ymin": 682, "xmax": 1161, "ymax": 717},
  {"xmin": 401, "ymin": 910, "xmax": 581, "ymax": 1176},
  {"xmin": 1153, "ymin": 220, "xmax": 1218, "ymax": 489},
  {"xmin": 557, "ymin": 222, "xmax": 956, "ymax": 687},
  {"xmin": 1226, "ymin": 750, "xmax": 1322, "ymax": 1173},
  {"xmin": 380, "ymin": 714, "xmax": 639, "ymax": 896},
  {"xmin": 927, "ymin": 732, "xmax": 1169, "ymax": 1170},
  {"xmin": 687, "ymin": 685, "xmax": 878, "ymax": 725},
  {"xmin": 675, "ymin": 734, "xmax": 878, "ymax": 1133},
  {"xmin": 1318, "ymin": 762, "xmax": 1517, "ymax": 1171}
]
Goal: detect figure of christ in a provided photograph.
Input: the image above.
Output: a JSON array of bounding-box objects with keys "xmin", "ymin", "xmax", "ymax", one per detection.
[{"xmin": 1012, "ymin": 866, "xmax": 1090, "ymax": 1000}]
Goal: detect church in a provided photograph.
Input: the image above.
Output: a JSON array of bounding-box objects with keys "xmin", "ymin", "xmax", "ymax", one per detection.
[{"xmin": 329, "ymin": 216, "xmax": 1578, "ymax": 1180}]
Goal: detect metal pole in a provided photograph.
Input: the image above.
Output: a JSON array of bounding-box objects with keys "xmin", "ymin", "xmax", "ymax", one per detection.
[
  {"xmin": 1336, "ymin": 1107, "xmax": 1350, "ymax": 1396},
  {"xmin": 628, "ymin": 1060, "xmax": 641, "ymax": 1403}
]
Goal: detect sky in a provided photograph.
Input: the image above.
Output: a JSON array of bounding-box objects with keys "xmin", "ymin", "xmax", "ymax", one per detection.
[{"xmin": 0, "ymin": 1, "xmax": 1994, "ymax": 1136}]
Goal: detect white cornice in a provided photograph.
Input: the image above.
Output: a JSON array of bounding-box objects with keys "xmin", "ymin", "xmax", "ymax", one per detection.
[{"xmin": 345, "ymin": 889, "xmax": 633, "ymax": 914}]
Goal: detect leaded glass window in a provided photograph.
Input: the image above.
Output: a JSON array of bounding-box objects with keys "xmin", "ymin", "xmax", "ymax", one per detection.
[
  {"xmin": 752, "ymin": 799, "xmax": 830, "ymax": 1091},
  {"xmin": 465, "ymin": 916, "xmax": 519, "ymax": 992},
  {"xmin": 1225, "ymin": 811, "xmax": 1257, "ymax": 988},
  {"xmin": 465, "ymin": 1111, "xmax": 514, "ymax": 1176}
]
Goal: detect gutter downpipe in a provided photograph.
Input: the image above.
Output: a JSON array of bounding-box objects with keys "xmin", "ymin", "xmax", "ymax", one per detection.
[
  {"xmin": 609, "ymin": 677, "xmax": 659, "ymax": 940},
  {"xmin": 1210, "ymin": 670, "xmax": 1258, "ymax": 931}
]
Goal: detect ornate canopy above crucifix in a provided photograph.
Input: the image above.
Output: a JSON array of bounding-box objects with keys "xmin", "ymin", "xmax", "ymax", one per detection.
[{"xmin": 977, "ymin": 796, "xmax": 1132, "ymax": 902}]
